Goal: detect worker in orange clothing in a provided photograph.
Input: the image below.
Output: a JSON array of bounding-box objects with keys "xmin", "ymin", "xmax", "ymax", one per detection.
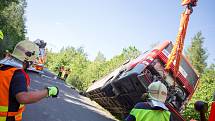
[
  {"xmin": 0, "ymin": 40, "xmax": 59, "ymax": 121},
  {"xmin": 63, "ymin": 68, "xmax": 71, "ymax": 81},
  {"xmin": 58, "ymin": 66, "xmax": 64, "ymax": 79}
]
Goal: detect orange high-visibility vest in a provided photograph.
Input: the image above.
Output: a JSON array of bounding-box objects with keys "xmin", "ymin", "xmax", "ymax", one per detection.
[{"xmin": 0, "ymin": 66, "xmax": 29, "ymax": 121}]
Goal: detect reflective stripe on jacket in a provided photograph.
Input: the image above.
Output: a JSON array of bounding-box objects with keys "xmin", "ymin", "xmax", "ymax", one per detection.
[
  {"xmin": 0, "ymin": 66, "xmax": 26, "ymax": 121},
  {"xmin": 130, "ymin": 106, "xmax": 171, "ymax": 121}
]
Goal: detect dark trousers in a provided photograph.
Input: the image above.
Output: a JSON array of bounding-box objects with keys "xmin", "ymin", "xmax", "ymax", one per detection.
[
  {"xmin": 64, "ymin": 74, "xmax": 68, "ymax": 80},
  {"xmin": 58, "ymin": 72, "xmax": 62, "ymax": 78}
]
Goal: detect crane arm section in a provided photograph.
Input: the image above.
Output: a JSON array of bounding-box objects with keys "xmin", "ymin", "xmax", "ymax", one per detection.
[{"xmin": 165, "ymin": 0, "xmax": 197, "ymax": 77}]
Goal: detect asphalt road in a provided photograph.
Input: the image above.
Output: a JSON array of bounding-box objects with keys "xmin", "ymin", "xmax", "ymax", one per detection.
[{"xmin": 22, "ymin": 71, "xmax": 117, "ymax": 121}]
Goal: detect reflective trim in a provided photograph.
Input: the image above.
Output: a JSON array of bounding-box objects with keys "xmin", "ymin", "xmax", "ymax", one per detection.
[
  {"xmin": 15, "ymin": 112, "xmax": 23, "ymax": 121},
  {"xmin": 20, "ymin": 104, "xmax": 24, "ymax": 108},
  {"xmin": 0, "ymin": 116, "xmax": 6, "ymax": 121},
  {"xmin": 0, "ymin": 106, "xmax": 25, "ymax": 117},
  {"xmin": 0, "ymin": 106, "xmax": 8, "ymax": 112}
]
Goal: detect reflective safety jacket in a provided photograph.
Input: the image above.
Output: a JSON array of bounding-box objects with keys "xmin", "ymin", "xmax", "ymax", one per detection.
[
  {"xmin": 130, "ymin": 108, "xmax": 171, "ymax": 121},
  {"xmin": 0, "ymin": 66, "xmax": 29, "ymax": 121},
  {"xmin": 126, "ymin": 101, "xmax": 172, "ymax": 121}
]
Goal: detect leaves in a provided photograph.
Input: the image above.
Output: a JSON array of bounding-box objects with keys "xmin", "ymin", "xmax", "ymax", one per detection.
[
  {"xmin": 122, "ymin": 46, "xmax": 141, "ymax": 60},
  {"xmin": 0, "ymin": 0, "xmax": 26, "ymax": 58},
  {"xmin": 45, "ymin": 46, "xmax": 139, "ymax": 91},
  {"xmin": 0, "ymin": 0, "xmax": 19, "ymax": 11},
  {"xmin": 183, "ymin": 65, "xmax": 215, "ymax": 120},
  {"xmin": 183, "ymin": 32, "xmax": 213, "ymax": 120},
  {"xmin": 187, "ymin": 31, "xmax": 208, "ymax": 74}
]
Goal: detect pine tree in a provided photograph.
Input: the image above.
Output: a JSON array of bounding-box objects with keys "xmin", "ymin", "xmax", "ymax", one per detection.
[
  {"xmin": 187, "ymin": 32, "xmax": 208, "ymax": 74},
  {"xmin": 94, "ymin": 51, "xmax": 106, "ymax": 62},
  {"xmin": 122, "ymin": 46, "xmax": 140, "ymax": 60},
  {"xmin": 0, "ymin": 0, "xmax": 26, "ymax": 58},
  {"xmin": 183, "ymin": 32, "xmax": 213, "ymax": 120}
]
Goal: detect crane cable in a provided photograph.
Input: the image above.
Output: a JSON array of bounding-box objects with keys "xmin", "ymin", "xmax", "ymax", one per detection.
[{"xmin": 165, "ymin": 0, "xmax": 197, "ymax": 77}]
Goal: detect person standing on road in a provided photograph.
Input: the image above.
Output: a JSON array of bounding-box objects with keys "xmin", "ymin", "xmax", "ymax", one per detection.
[
  {"xmin": 0, "ymin": 40, "xmax": 59, "ymax": 121},
  {"xmin": 57, "ymin": 66, "xmax": 64, "ymax": 79},
  {"xmin": 125, "ymin": 81, "xmax": 172, "ymax": 121},
  {"xmin": 63, "ymin": 68, "xmax": 71, "ymax": 81}
]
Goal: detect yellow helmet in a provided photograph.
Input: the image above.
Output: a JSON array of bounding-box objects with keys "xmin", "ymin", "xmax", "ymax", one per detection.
[
  {"xmin": 0, "ymin": 30, "xmax": 3, "ymax": 40},
  {"xmin": 148, "ymin": 81, "xmax": 168, "ymax": 103},
  {"xmin": 12, "ymin": 40, "xmax": 39, "ymax": 62}
]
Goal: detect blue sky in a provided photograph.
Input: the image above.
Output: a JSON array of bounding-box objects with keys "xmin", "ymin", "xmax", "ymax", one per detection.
[{"xmin": 26, "ymin": 0, "xmax": 215, "ymax": 63}]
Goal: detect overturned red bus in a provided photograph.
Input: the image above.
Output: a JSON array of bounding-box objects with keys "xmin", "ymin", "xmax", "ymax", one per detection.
[{"xmin": 86, "ymin": 40, "xmax": 199, "ymax": 121}]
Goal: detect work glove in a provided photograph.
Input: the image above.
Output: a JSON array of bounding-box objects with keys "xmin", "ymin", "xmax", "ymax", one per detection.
[{"xmin": 46, "ymin": 86, "xmax": 59, "ymax": 97}]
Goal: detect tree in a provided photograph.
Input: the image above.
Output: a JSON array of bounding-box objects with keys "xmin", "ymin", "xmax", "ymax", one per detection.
[
  {"xmin": 183, "ymin": 65, "xmax": 215, "ymax": 120},
  {"xmin": 46, "ymin": 46, "xmax": 90, "ymax": 91},
  {"xmin": 45, "ymin": 46, "xmax": 139, "ymax": 91},
  {"xmin": 183, "ymin": 32, "xmax": 212, "ymax": 120},
  {"xmin": 0, "ymin": 0, "xmax": 26, "ymax": 58},
  {"xmin": 94, "ymin": 51, "xmax": 106, "ymax": 62},
  {"xmin": 0, "ymin": 0, "xmax": 19, "ymax": 11},
  {"xmin": 186, "ymin": 32, "xmax": 208, "ymax": 74},
  {"xmin": 122, "ymin": 46, "xmax": 140, "ymax": 60}
]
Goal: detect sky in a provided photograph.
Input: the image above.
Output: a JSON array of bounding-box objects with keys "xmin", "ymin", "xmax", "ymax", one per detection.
[{"xmin": 26, "ymin": 0, "xmax": 215, "ymax": 63}]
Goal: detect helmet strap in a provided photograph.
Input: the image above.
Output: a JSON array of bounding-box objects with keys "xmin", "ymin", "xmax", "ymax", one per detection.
[{"xmin": 23, "ymin": 60, "xmax": 31, "ymax": 71}]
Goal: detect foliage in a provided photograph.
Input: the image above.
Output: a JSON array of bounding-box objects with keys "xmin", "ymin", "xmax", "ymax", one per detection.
[
  {"xmin": 187, "ymin": 32, "xmax": 208, "ymax": 74},
  {"xmin": 94, "ymin": 51, "xmax": 106, "ymax": 62},
  {"xmin": 0, "ymin": 0, "xmax": 19, "ymax": 11},
  {"xmin": 1, "ymin": 1, "xmax": 214, "ymax": 119},
  {"xmin": 46, "ymin": 46, "xmax": 139, "ymax": 91},
  {"xmin": 122, "ymin": 46, "xmax": 140, "ymax": 60},
  {"xmin": 183, "ymin": 65, "xmax": 215, "ymax": 120},
  {"xmin": 183, "ymin": 32, "xmax": 213, "ymax": 120},
  {"xmin": 0, "ymin": 0, "xmax": 26, "ymax": 58},
  {"xmin": 46, "ymin": 31, "xmax": 214, "ymax": 120},
  {"xmin": 46, "ymin": 47, "xmax": 88, "ymax": 89}
]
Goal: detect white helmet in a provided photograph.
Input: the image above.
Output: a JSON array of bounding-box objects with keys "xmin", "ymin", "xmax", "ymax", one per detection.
[
  {"xmin": 148, "ymin": 81, "xmax": 168, "ymax": 103},
  {"xmin": 12, "ymin": 40, "xmax": 39, "ymax": 62}
]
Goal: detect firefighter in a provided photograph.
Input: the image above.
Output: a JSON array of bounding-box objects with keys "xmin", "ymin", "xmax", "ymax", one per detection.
[
  {"xmin": 0, "ymin": 40, "xmax": 59, "ymax": 121},
  {"xmin": 125, "ymin": 81, "xmax": 172, "ymax": 121},
  {"xmin": 63, "ymin": 68, "xmax": 71, "ymax": 81},
  {"xmin": 57, "ymin": 66, "xmax": 64, "ymax": 79}
]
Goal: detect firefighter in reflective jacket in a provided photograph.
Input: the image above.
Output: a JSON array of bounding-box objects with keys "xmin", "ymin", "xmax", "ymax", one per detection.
[
  {"xmin": 125, "ymin": 81, "xmax": 172, "ymax": 121},
  {"xmin": 0, "ymin": 40, "xmax": 59, "ymax": 121}
]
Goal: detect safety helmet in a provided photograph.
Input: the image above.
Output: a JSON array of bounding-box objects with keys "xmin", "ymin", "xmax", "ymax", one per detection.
[
  {"xmin": 0, "ymin": 30, "xmax": 3, "ymax": 40},
  {"xmin": 148, "ymin": 81, "xmax": 168, "ymax": 103},
  {"xmin": 12, "ymin": 40, "xmax": 39, "ymax": 62}
]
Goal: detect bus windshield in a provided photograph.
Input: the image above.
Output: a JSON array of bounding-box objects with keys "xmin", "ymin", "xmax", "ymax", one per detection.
[{"xmin": 162, "ymin": 43, "xmax": 198, "ymax": 86}]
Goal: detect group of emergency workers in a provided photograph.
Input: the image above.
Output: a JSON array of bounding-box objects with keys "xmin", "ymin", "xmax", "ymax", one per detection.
[
  {"xmin": 0, "ymin": 0, "xmax": 200, "ymax": 120},
  {"xmin": 57, "ymin": 66, "xmax": 71, "ymax": 81},
  {"xmin": 0, "ymin": 35, "xmax": 172, "ymax": 121},
  {"xmin": 0, "ymin": 28, "xmax": 174, "ymax": 121}
]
